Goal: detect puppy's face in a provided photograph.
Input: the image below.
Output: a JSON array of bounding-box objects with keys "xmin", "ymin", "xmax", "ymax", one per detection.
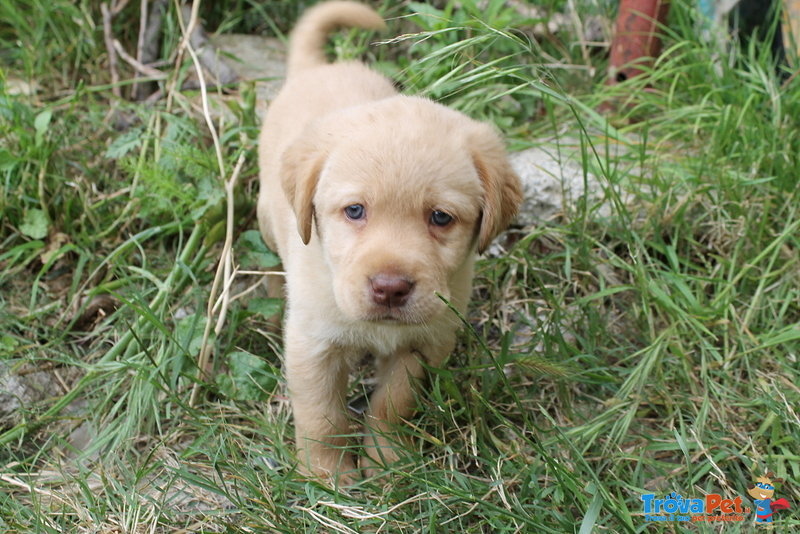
[
  {"xmin": 281, "ymin": 97, "xmax": 521, "ymax": 324},
  {"xmin": 314, "ymin": 141, "xmax": 482, "ymax": 323}
]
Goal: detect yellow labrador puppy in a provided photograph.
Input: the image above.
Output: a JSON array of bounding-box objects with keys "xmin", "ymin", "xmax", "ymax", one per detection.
[{"xmin": 257, "ymin": 1, "xmax": 521, "ymax": 484}]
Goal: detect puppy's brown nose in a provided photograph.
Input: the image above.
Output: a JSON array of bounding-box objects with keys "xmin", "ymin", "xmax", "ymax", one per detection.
[{"xmin": 370, "ymin": 274, "xmax": 414, "ymax": 307}]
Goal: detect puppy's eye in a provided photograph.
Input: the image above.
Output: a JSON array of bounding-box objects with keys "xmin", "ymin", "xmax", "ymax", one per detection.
[
  {"xmin": 344, "ymin": 204, "xmax": 365, "ymax": 221},
  {"xmin": 430, "ymin": 210, "xmax": 453, "ymax": 227}
]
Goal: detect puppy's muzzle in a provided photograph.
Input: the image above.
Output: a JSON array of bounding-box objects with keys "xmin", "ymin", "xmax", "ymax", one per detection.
[{"xmin": 369, "ymin": 273, "xmax": 415, "ymax": 308}]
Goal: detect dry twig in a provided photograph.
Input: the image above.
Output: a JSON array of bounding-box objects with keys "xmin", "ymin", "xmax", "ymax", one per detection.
[
  {"xmin": 141, "ymin": 0, "xmax": 168, "ymax": 66},
  {"xmin": 110, "ymin": 0, "xmax": 132, "ymax": 16},
  {"xmin": 179, "ymin": 4, "xmax": 238, "ymax": 87},
  {"xmin": 173, "ymin": 0, "xmax": 245, "ymax": 407},
  {"xmin": 131, "ymin": 0, "xmax": 148, "ymax": 99},
  {"xmin": 133, "ymin": 0, "xmax": 169, "ymax": 99},
  {"xmin": 100, "ymin": 3, "xmax": 121, "ymax": 98},
  {"xmin": 113, "ymin": 39, "xmax": 167, "ymax": 79}
]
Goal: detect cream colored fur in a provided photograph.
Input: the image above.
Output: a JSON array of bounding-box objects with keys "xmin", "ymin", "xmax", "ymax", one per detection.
[{"xmin": 257, "ymin": 1, "xmax": 522, "ymax": 485}]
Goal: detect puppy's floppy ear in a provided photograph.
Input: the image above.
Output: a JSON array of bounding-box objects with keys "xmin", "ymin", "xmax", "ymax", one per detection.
[
  {"xmin": 280, "ymin": 133, "xmax": 329, "ymax": 244},
  {"xmin": 469, "ymin": 123, "xmax": 523, "ymax": 253}
]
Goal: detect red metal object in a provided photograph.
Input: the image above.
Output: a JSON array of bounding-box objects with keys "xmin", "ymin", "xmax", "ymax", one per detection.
[{"xmin": 608, "ymin": 0, "xmax": 671, "ymax": 84}]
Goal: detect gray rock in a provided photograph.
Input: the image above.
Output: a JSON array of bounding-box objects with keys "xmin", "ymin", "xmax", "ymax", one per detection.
[
  {"xmin": 210, "ymin": 34, "xmax": 287, "ymax": 105},
  {"xmin": 0, "ymin": 362, "xmax": 55, "ymax": 422},
  {"xmin": 509, "ymin": 136, "xmax": 632, "ymax": 227},
  {"xmin": 509, "ymin": 142, "xmax": 611, "ymax": 227}
]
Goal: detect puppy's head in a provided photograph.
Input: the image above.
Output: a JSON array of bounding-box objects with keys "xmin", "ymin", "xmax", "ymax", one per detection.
[{"xmin": 280, "ymin": 97, "xmax": 521, "ymax": 323}]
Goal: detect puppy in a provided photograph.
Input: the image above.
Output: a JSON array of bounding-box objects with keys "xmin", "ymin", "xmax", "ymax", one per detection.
[{"xmin": 257, "ymin": 1, "xmax": 522, "ymax": 485}]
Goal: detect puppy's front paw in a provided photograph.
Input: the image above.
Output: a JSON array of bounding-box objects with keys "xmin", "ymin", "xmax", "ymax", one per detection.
[
  {"xmin": 330, "ymin": 463, "xmax": 359, "ymax": 488},
  {"xmin": 360, "ymin": 431, "xmax": 405, "ymax": 479},
  {"xmin": 298, "ymin": 444, "xmax": 360, "ymax": 487}
]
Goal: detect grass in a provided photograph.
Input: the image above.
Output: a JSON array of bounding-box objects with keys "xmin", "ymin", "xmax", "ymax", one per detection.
[{"xmin": 1, "ymin": 0, "xmax": 799, "ymax": 531}]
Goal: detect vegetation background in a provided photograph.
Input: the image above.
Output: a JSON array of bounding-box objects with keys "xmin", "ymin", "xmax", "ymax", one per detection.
[{"xmin": 1, "ymin": 0, "xmax": 799, "ymax": 531}]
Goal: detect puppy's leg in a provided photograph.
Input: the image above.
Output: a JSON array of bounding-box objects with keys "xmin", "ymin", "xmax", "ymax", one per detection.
[
  {"xmin": 285, "ymin": 330, "xmax": 357, "ymax": 485},
  {"xmin": 361, "ymin": 343, "xmax": 451, "ymax": 476}
]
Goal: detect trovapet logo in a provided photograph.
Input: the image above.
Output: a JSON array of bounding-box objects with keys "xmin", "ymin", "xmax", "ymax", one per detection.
[
  {"xmin": 641, "ymin": 473, "xmax": 793, "ymax": 525},
  {"xmin": 747, "ymin": 472, "xmax": 791, "ymax": 523},
  {"xmin": 641, "ymin": 492, "xmax": 749, "ymax": 523}
]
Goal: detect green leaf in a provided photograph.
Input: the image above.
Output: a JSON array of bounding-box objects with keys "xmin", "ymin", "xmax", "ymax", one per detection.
[
  {"xmin": 0, "ymin": 335, "xmax": 20, "ymax": 356},
  {"xmin": 33, "ymin": 108, "xmax": 52, "ymax": 147},
  {"xmin": 248, "ymin": 297, "xmax": 282, "ymax": 318},
  {"xmin": 175, "ymin": 313, "xmax": 210, "ymax": 356},
  {"xmin": 407, "ymin": 2, "xmax": 445, "ymax": 28},
  {"xmin": 756, "ymin": 326, "xmax": 800, "ymax": 349},
  {"xmin": 408, "ymin": 2, "xmax": 443, "ymax": 16},
  {"xmin": 105, "ymin": 127, "xmax": 143, "ymax": 159},
  {"xmin": 238, "ymin": 230, "xmax": 280, "ymax": 268},
  {"xmin": 190, "ymin": 175, "xmax": 225, "ymax": 221},
  {"xmin": 0, "ymin": 148, "xmax": 17, "ymax": 171},
  {"xmin": 19, "ymin": 208, "xmax": 48, "ymax": 239},
  {"xmin": 217, "ymin": 350, "xmax": 278, "ymax": 401},
  {"xmin": 578, "ymin": 486, "xmax": 603, "ymax": 534}
]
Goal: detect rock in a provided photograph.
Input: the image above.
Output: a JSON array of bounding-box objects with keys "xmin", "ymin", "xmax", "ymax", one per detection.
[
  {"xmin": 0, "ymin": 362, "xmax": 56, "ymax": 423},
  {"xmin": 5, "ymin": 77, "xmax": 39, "ymax": 96},
  {"xmin": 210, "ymin": 34, "xmax": 287, "ymax": 107},
  {"xmin": 187, "ymin": 34, "xmax": 287, "ymax": 124},
  {"xmin": 509, "ymin": 140, "xmax": 615, "ymax": 226}
]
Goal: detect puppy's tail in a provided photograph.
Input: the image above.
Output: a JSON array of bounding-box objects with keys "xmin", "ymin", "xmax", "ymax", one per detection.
[{"xmin": 287, "ymin": 1, "xmax": 386, "ymax": 75}]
